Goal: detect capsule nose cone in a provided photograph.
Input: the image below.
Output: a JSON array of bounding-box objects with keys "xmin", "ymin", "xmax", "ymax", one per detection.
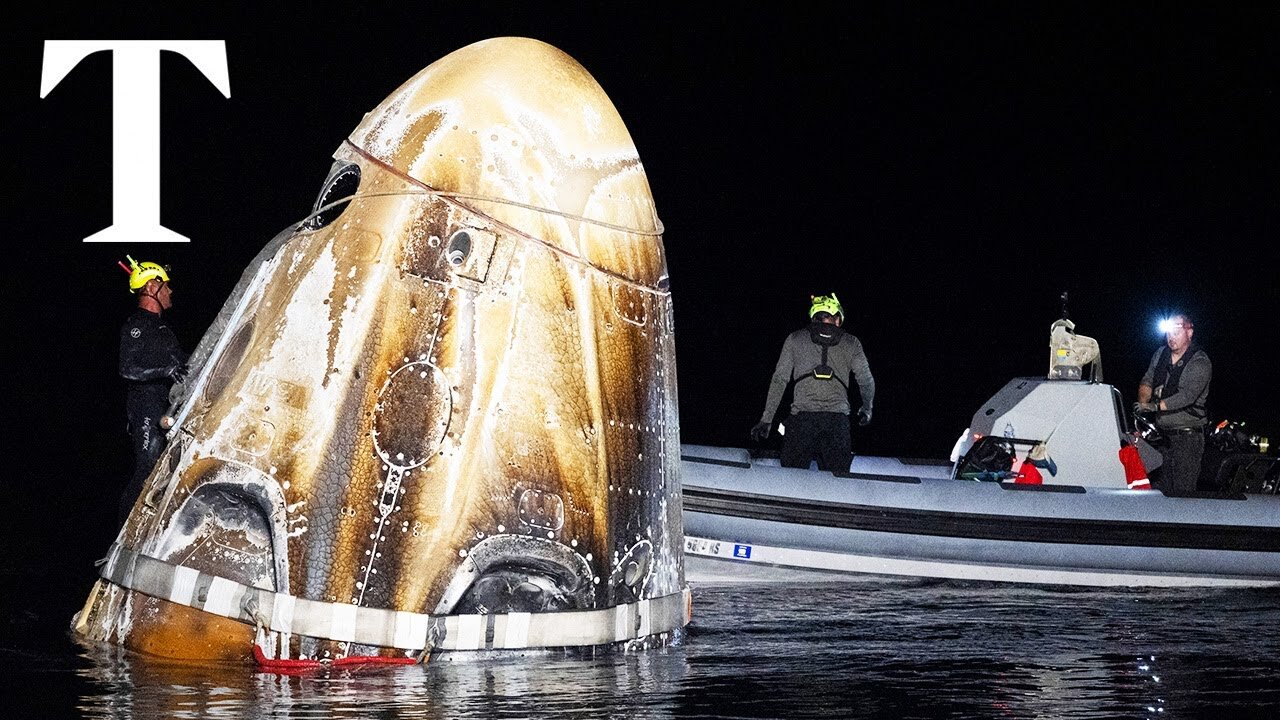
[{"xmin": 346, "ymin": 37, "xmax": 663, "ymax": 283}]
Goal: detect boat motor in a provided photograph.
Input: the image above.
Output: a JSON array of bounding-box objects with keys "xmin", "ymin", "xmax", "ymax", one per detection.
[
  {"xmin": 1208, "ymin": 419, "xmax": 1270, "ymax": 455},
  {"xmin": 1202, "ymin": 419, "xmax": 1278, "ymax": 494}
]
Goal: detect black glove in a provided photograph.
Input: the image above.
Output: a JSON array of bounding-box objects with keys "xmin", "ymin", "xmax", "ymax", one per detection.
[
  {"xmin": 750, "ymin": 421, "xmax": 771, "ymax": 442},
  {"xmin": 170, "ymin": 363, "xmax": 190, "ymax": 383},
  {"xmin": 857, "ymin": 407, "xmax": 872, "ymax": 426}
]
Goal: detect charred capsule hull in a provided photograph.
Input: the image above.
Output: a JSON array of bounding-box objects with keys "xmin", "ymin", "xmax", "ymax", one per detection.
[{"xmin": 75, "ymin": 37, "xmax": 689, "ymax": 663}]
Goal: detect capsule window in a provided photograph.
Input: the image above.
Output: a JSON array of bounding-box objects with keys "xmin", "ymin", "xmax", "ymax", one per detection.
[
  {"xmin": 303, "ymin": 162, "xmax": 360, "ymax": 231},
  {"xmin": 445, "ymin": 231, "xmax": 472, "ymax": 268}
]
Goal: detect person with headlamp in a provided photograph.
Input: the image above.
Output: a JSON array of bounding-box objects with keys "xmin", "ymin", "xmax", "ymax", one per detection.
[{"xmin": 1136, "ymin": 313, "xmax": 1212, "ymax": 493}]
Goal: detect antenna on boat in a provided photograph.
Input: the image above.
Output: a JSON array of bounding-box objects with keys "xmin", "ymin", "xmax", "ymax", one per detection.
[{"xmin": 1060, "ymin": 291, "xmax": 1070, "ymax": 321}]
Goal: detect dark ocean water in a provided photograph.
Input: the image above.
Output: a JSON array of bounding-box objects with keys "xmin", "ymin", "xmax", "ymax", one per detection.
[{"xmin": 6, "ymin": 553, "xmax": 1280, "ymax": 720}]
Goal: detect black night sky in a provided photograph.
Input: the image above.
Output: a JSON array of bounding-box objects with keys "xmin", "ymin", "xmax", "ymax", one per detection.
[{"xmin": 4, "ymin": 5, "xmax": 1278, "ymax": 556}]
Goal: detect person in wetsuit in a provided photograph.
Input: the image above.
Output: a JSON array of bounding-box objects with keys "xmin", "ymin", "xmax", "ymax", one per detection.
[
  {"xmin": 118, "ymin": 256, "xmax": 188, "ymax": 523},
  {"xmin": 751, "ymin": 293, "xmax": 875, "ymax": 471},
  {"xmin": 1135, "ymin": 312, "xmax": 1212, "ymax": 494}
]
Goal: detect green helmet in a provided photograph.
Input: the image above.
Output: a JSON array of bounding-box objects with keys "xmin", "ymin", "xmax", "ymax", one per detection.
[
  {"xmin": 122, "ymin": 255, "xmax": 170, "ymax": 293},
  {"xmin": 809, "ymin": 293, "xmax": 843, "ymax": 319}
]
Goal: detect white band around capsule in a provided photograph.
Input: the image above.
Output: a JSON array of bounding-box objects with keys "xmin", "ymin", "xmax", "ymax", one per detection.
[{"xmin": 98, "ymin": 542, "xmax": 690, "ymax": 654}]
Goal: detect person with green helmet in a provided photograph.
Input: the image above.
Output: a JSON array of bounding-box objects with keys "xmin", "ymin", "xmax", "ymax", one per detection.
[
  {"xmin": 750, "ymin": 293, "xmax": 875, "ymax": 471},
  {"xmin": 117, "ymin": 255, "xmax": 189, "ymax": 524}
]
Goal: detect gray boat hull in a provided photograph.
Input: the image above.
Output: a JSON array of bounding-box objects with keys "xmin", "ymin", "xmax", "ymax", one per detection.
[{"xmin": 681, "ymin": 445, "xmax": 1280, "ymax": 587}]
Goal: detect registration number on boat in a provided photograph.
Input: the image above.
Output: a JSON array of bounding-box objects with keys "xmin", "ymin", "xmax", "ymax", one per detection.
[
  {"xmin": 684, "ymin": 537, "xmax": 724, "ymax": 556},
  {"xmin": 685, "ymin": 537, "xmax": 753, "ymax": 560}
]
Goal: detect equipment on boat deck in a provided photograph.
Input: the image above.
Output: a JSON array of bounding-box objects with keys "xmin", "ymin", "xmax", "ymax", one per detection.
[{"xmin": 1048, "ymin": 293, "xmax": 1100, "ymax": 381}]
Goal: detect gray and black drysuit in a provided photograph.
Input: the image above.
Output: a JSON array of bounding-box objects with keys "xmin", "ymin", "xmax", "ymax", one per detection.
[
  {"xmin": 1140, "ymin": 342, "xmax": 1212, "ymax": 494},
  {"xmin": 119, "ymin": 308, "xmax": 187, "ymax": 522},
  {"xmin": 759, "ymin": 323, "xmax": 875, "ymax": 471}
]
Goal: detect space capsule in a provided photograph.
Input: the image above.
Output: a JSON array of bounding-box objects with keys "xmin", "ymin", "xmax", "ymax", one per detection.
[{"xmin": 73, "ymin": 36, "xmax": 689, "ymax": 666}]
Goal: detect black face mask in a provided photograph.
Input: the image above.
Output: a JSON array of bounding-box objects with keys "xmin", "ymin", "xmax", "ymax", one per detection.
[
  {"xmin": 808, "ymin": 321, "xmax": 844, "ymax": 380},
  {"xmin": 808, "ymin": 321, "xmax": 844, "ymax": 347}
]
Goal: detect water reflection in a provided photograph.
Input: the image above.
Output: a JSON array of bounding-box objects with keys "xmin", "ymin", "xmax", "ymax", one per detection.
[
  {"xmin": 51, "ymin": 582, "xmax": 1280, "ymax": 719},
  {"xmin": 76, "ymin": 640, "xmax": 691, "ymax": 719}
]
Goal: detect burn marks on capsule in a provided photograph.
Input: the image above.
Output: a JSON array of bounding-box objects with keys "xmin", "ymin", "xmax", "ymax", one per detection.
[
  {"xmin": 440, "ymin": 535, "xmax": 596, "ymax": 615},
  {"xmin": 357, "ymin": 359, "xmax": 453, "ymax": 605},
  {"xmin": 151, "ymin": 458, "xmax": 291, "ymax": 595},
  {"xmin": 444, "ymin": 228, "xmax": 499, "ymax": 284},
  {"xmin": 373, "ymin": 362, "xmax": 451, "ymax": 468},
  {"xmin": 596, "ymin": 285, "xmax": 683, "ymax": 600},
  {"xmin": 79, "ymin": 38, "xmax": 688, "ymax": 661},
  {"xmin": 518, "ymin": 489, "xmax": 565, "ymax": 530},
  {"xmin": 398, "ymin": 197, "xmax": 506, "ymax": 290}
]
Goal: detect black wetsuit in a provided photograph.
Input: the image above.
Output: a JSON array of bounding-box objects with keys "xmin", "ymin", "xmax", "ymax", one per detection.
[{"xmin": 119, "ymin": 308, "xmax": 187, "ymax": 523}]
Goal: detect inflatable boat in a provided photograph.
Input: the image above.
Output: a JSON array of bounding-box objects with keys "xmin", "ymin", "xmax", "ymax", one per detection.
[{"xmin": 682, "ymin": 319, "xmax": 1280, "ymax": 588}]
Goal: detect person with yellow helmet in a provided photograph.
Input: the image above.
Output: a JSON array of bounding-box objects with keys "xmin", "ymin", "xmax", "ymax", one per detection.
[
  {"xmin": 116, "ymin": 256, "xmax": 189, "ymax": 524},
  {"xmin": 750, "ymin": 293, "xmax": 875, "ymax": 471}
]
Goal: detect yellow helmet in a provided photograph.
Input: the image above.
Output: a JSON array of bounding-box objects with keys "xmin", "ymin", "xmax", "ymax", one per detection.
[
  {"xmin": 120, "ymin": 255, "xmax": 170, "ymax": 293},
  {"xmin": 809, "ymin": 293, "xmax": 843, "ymax": 319}
]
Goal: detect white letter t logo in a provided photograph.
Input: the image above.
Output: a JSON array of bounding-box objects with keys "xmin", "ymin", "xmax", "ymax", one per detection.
[{"xmin": 40, "ymin": 41, "xmax": 231, "ymax": 243}]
